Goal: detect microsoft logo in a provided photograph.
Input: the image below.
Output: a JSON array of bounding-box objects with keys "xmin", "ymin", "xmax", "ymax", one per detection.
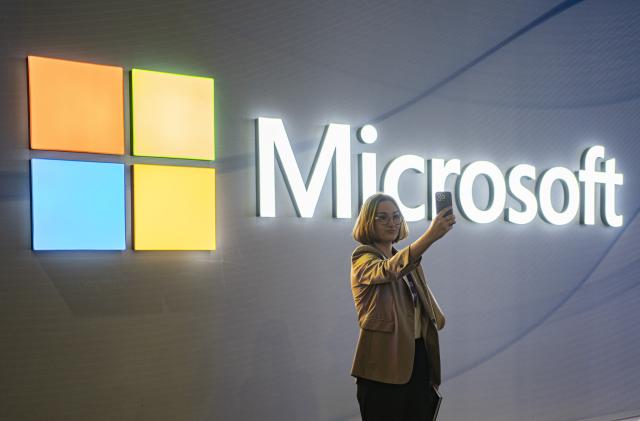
[{"xmin": 28, "ymin": 56, "xmax": 216, "ymax": 251}]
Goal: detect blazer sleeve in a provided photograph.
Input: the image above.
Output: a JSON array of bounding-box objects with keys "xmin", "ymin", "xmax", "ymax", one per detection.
[
  {"xmin": 416, "ymin": 265, "xmax": 446, "ymax": 330},
  {"xmin": 427, "ymin": 286, "xmax": 446, "ymax": 330},
  {"xmin": 351, "ymin": 245, "xmax": 421, "ymax": 286}
]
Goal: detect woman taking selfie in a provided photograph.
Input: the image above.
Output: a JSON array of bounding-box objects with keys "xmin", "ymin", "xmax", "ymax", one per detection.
[{"xmin": 350, "ymin": 192, "xmax": 455, "ymax": 421}]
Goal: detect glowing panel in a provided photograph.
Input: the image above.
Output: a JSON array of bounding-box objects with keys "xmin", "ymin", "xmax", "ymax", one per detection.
[
  {"xmin": 359, "ymin": 152, "xmax": 377, "ymax": 205},
  {"xmin": 27, "ymin": 56, "xmax": 124, "ymax": 155},
  {"xmin": 131, "ymin": 69, "xmax": 215, "ymax": 160},
  {"xmin": 458, "ymin": 161, "xmax": 507, "ymax": 224},
  {"xmin": 31, "ymin": 159, "xmax": 125, "ymax": 250},
  {"xmin": 256, "ymin": 117, "xmax": 351, "ymax": 218},
  {"xmin": 537, "ymin": 167, "xmax": 580, "ymax": 225},
  {"xmin": 358, "ymin": 125, "xmax": 378, "ymax": 144},
  {"xmin": 505, "ymin": 164, "xmax": 537, "ymax": 224},
  {"xmin": 133, "ymin": 164, "xmax": 216, "ymax": 250},
  {"xmin": 382, "ymin": 155, "xmax": 426, "ymax": 222}
]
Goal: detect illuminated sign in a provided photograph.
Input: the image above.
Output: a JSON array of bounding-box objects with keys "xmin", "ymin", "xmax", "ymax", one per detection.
[
  {"xmin": 28, "ymin": 56, "xmax": 216, "ymax": 250},
  {"xmin": 26, "ymin": 54, "xmax": 625, "ymax": 252},
  {"xmin": 256, "ymin": 118, "xmax": 624, "ymax": 227}
]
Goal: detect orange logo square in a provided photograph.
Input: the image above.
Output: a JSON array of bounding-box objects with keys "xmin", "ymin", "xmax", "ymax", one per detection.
[{"xmin": 27, "ymin": 56, "xmax": 124, "ymax": 155}]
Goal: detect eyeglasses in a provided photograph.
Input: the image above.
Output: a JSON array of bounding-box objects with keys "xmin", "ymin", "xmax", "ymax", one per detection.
[{"xmin": 375, "ymin": 213, "xmax": 403, "ymax": 225}]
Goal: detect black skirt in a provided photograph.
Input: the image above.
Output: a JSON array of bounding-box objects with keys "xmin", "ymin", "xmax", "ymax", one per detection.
[{"xmin": 356, "ymin": 338, "xmax": 437, "ymax": 421}]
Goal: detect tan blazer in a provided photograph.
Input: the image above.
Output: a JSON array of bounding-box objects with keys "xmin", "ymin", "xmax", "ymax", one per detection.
[{"xmin": 350, "ymin": 244, "xmax": 446, "ymax": 385}]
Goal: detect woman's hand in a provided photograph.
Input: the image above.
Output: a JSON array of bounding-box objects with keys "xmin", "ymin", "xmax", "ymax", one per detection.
[
  {"xmin": 426, "ymin": 207, "xmax": 455, "ymax": 243},
  {"xmin": 407, "ymin": 207, "xmax": 456, "ymax": 263}
]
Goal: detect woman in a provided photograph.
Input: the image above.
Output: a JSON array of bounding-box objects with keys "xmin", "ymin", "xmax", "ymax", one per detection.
[{"xmin": 350, "ymin": 193, "xmax": 455, "ymax": 421}]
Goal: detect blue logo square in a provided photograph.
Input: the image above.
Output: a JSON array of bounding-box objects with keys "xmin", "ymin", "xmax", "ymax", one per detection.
[{"xmin": 31, "ymin": 159, "xmax": 126, "ymax": 250}]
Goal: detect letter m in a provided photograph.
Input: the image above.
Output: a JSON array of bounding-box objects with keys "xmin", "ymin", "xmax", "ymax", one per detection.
[{"xmin": 256, "ymin": 117, "xmax": 351, "ymax": 218}]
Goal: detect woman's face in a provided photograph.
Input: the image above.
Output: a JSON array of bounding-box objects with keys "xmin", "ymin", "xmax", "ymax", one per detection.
[{"xmin": 373, "ymin": 200, "xmax": 402, "ymax": 244}]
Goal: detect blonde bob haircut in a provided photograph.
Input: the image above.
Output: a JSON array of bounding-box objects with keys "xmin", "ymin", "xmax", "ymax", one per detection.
[{"xmin": 352, "ymin": 193, "xmax": 409, "ymax": 245}]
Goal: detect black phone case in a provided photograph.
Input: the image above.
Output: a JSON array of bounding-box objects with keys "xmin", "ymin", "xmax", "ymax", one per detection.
[{"xmin": 435, "ymin": 191, "xmax": 452, "ymax": 217}]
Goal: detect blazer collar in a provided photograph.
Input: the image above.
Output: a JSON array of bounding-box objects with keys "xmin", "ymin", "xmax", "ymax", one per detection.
[{"xmin": 354, "ymin": 244, "xmax": 394, "ymax": 259}]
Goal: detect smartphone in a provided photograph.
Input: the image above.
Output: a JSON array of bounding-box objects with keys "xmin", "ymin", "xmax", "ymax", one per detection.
[{"xmin": 435, "ymin": 191, "xmax": 453, "ymax": 217}]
